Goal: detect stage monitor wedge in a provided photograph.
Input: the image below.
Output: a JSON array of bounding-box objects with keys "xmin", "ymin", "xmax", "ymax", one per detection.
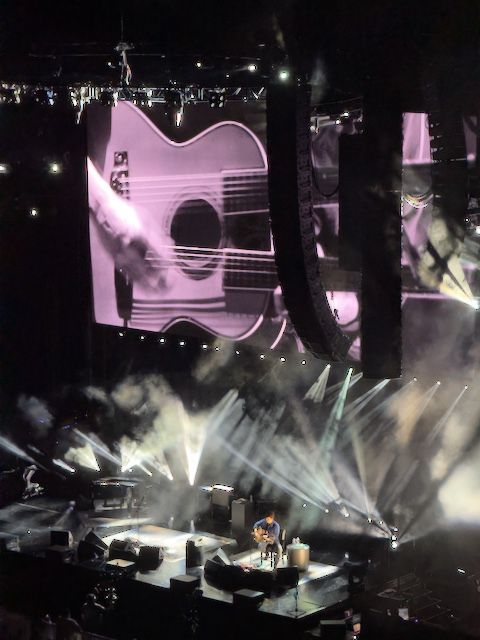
[{"xmin": 266, "ymin": 79, "xmax": 351, "ymax": 360}]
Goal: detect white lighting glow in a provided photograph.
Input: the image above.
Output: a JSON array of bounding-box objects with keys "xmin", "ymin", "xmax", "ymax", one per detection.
[
  {"xmin": 475, "ymin": 226, "xmax": 480, "ymax": 235},
  {"xmin": 159, "ymin": 337, "xmax": 166, "ymax": 343},
  {"xmin": 247, "ymin": 63, "xmax": 257, "ymax": 72},
  {"xmin": 118, "ymin": 332, "xmax": 124, "ymax": 337},
  {"xmin": 301, "ymin": 360, "xmax": 307, "ymax": 366},
  {"xmin": 278, "ymin": 69, "xmax": 290, "ymax": 81},
  {"xmin": 179, "ymin": 340, "xmax": 186, "ymax": 347},
  {"xmin": 49, "ymin": 162, "xmax": 61, "ymax": 174},
  {"xmin": 201, "ymin": 344, "xmax": 208, "ymax": 350},
  {"xmin": 391, "ymin": 540, "xmax": 398, "ymax": 550},
  {"xmin": 280, "ymin": 357, "xmax": 286, "ymax": 363},
  {"xmin": 0, "ymin": 163, "xmax": 9, "ymax": 174},
  {"xmin": 260, "ymin": 354, "xmax": 265, "ymax": 359},
  {"xmin": 29, "ymin": 208, "xmax": 39, "ymax": 217},
  {"xmin": 140, "ymin": 335, "xmax": 145, "ymax": 341}
]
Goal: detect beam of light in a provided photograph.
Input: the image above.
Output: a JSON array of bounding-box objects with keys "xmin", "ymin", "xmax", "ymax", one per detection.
[
  {"xmin": 324, "ymin": 371, "xmax": 362, "ymax": 405},
  {"xmin": 182, "ymin": 389, "xmax": 239, "ymax": 486},
  {"xmin": 118, "ymin": 437, "xmax": 152, "ymax": 475},
  {"xmin": 65, "ymin": 443, "xmax": 100, "ymax": 471},
  {"xmin": 52, "ymin": 459, "xmax": 76, "ymax": 474},
  {"xmin": 320, "ymin": 368, "xmax": 354, "ymax": 466},
  {"xmin": 304, "ymin": 364, "xmax": 331, "ymax": 403},
  {"xmin": 341, "ymin": 379, "xmax": 416, "ymax": 448},
  {"xmin": 218, "ymin": 435, "xmax": 326, "ymax": 509},
  {"xmin": 0, "ymin": 435, "xmax": 36, "ymax": 463},
  {"xmin": 142, "ymin": 452, "xmax": 173, "ymax": 480},
  {"xmin": 344, "ymin": 379, "xmax": 390, "ymax": 422},
  {"xmin": 425, "ymin": 385, "xmax": 468, "ymax": 446},
  {"xmin": 73, "ymin": 429, "xmax": 121, "ymax": 466}
]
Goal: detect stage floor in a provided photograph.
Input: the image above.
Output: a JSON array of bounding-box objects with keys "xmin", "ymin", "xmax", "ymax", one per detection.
[{"xmin": 99, "ymin": 524, "xmax": 348, "ymax": 620}]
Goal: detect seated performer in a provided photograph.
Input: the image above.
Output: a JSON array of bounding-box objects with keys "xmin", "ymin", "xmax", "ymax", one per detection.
[{"xmin": 252, "ymin": 510, "xmax": 282, "ymax": 568}]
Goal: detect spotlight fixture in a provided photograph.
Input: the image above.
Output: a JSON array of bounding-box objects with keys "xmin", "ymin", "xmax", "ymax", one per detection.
[
  {"xmin": 324, "ymin": 508, "xmax": 329, "ymax": 513},
  {"xmin": 214, "ymin": 346, "xmax": 220, "ymax": 351},
  {"xmin": 158, "ymin": 337, "xmax": 166, "ymax": 344},
  {"xmin": 209, "ymin": 90, "xmax": 225, "ymax": 108},
  {"xmin": 302, "ymin": 503, "xmax": 307, "ymax": 508},
  {"xmin": 29, "ymin": 207, "xmax": 39, "ymax": 217},
  {"xmin": 335, "ymin": 118, "xmax": 341, "ymax": 125},
  {"xmin": 413, "ymin": 377, "xmax": 417, "ymax": 382},
  {"xmin": 140, "ymin": 335, "xmax": 145, "ymax": 341},
  {"xmin": 195, "ymin": 61, "xmax": 203, "ymax": 68},
  {"xmin": 247, "ymin": 63, "xmax": 257, "ymax": 72},
  {"xmin": 436, "ymin": 380, "xmax": 441, "ymax": 385},
  {"xmin": 475, "ymin": 226, "xmax": 480, "ymax": 235},
  {"xmin": 0, "ymin": 163, "xmax": 10, "ymax": 174},
  {"xmin": 301, "ymin": 360, "xmax": 307, "ymax": 365},
  {"xmin": 49, "ymin": 162, "xmax": 61, "ymax": 174},
  {"xmin": 179, "ymin": 340, "xmax": 186, "ymax": 347},
  {"xmin": 327, "ymin": 364, "xmax": 331, "ymax": 368},
  {"xmin": 280, "ymin": 356, "xmax": 286, "ymax": 363},
  {"xmin": 201, "ymin": 344, "xmax": 208, "ymax": 350},
  {"xmin": 391, "ymin": 539, "xmax": 398, "ymax": 550},
  {"xmin": 118, "ymin": 331, "xmax": 124, "ymax": 337},
  {"xmin": 278, "ymin": 68, "xmax": 290, "ymax": 82},
  {"xmin": 260, "ymin": 354, "xmax": 265, "ymax": 359},
  {"xmin": 457, "ymin": 568, "xmax": 466, "ymax": 574},
  {"xmin": 465, "ymin": 385, "xmax": 469, "ymax": 390},
  {"xmin": 235, "ymin": 350, "xmax": 240, "ymax": 355},
  {"xmin": 367, "ymin": 517, "xmax": 373, "ymax": 523}
]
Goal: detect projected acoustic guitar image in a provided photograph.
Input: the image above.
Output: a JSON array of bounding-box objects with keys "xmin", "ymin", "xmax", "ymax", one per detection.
[{"xmin": 88, "ymin": 101, "xmax": 289, "ymax": 341}]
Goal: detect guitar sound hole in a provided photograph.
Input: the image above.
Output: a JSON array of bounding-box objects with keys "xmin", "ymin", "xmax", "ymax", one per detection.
[{"xmin": 171, "ymin": 199, "xmax": 222, "ymax": 279}]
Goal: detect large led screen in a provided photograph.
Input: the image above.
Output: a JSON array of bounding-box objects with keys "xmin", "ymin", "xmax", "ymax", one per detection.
[{"xmin": 87, "ymin": 99, "xmax": 359, "ymax": 354}]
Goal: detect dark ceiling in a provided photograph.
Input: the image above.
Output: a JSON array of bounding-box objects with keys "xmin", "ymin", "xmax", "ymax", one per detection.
[{"xmin": 1, "ymin": 0, "xmax": 479, "ymax": 110}]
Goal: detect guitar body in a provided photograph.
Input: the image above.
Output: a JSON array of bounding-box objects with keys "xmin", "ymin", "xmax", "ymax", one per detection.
[
  {"xmin": 89, "ymin": 101, "xmax": 275, "ymax": 340},
  {"xmin": 253, "ymin": 527, "xmax": 275, "ymax": 545}
]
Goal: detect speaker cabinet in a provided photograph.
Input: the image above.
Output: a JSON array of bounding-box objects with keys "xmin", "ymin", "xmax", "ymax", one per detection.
[
  {"xmin": 138, "ymin": 545, "xmax": 162, "ymax": 571},
  {"xmin": 50, "ymin": 530, "xmax": 73, "ymax": 548}
]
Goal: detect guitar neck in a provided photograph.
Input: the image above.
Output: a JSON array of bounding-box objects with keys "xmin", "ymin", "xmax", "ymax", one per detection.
[{"xmin": 224, "ymin": 250, "xmax": 278, "ymax": 291}]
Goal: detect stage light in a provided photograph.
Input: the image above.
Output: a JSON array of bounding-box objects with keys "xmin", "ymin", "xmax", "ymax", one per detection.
[
  {"xmin": 201, "ymin": 344, "xmax": 208, "ymax": 350},
  {"xmin": 195, "ymin": 61, "xmax": 203, "ymax": 68},
  {"xmin": 368, "ymin": 517, "xmax": 373, "ymax": 523},
  {"xmin": 457, "ymin": 568, "xmax": 466, "ymax": 574},
  {"xmin": 436, "ymin": 380, "xmax": 441, "ymax": 385},
  {"xmin": 327, "ymin": 364, "xmax": 331, "ymax": 368},
  {"xmin": 342, "ymin": 111, "xmax": 350, "ymax": 118},
  {"xmin": 475, "ymin": 226, "xmax": 480, "ymax": 235},
  {"xmin": 280, "ymin": 356, "xmax": 286, "ymax": 363},
  {"xmin": 379, "ymin": 520, "xmax": 384, "ymax": 525},
  {"xmin": 214, "ymin": 346, "xmax": 220, "ymax": 351},
  {"xmin": 324, "ymin": 508, "xmax": 329, "ymax": 513},
  {"xmin": 278, "ymin": 68, "xmax": 290, "ymax": 82},
  {"xmin": 140, "ymin": 335, "xmax": 145, "ymax": 341},
  {"xmin": 235, "ymin": 350, "xmax": 240, "ymax": 355},
  {"xmin": 391, "ymin": 540, "xmax": 398, "ymax": 550},
  {"xmin": 260, "ymin": 354, "xmax": 265, "ymax": 359},
  {"xmin": 465, "ymin": 385, "xmax": 469, "ymax": 389},
  {"xmin": 159, "ymin": 337, "xmax": 166, "ymax": 344},
  {"xmin": 118, "ymin": 331, "xmax": 124, "ymax": 337},
  {"xmin": 301, "ymin": 360, "xmax": 307, "ymax": 365},
  {"xmin": 179, "ymin": 340, "xmax": 186, "ymax": 347},
  {"xmin": 49, "ymin": 162, "xmax": 61, "ymax": 174},
  {"xmin": 209, "ymin": 91, "xmax": 225, "ymax": 108},
  {"xmin": 470, "ymin": 299, "xmax": 480, "ymax": 310},
  {"xmin": 335, "ymin": 119, "xmax": 341, "ymax": 125},
  {"xmin": 0, "ymin": 163, "xmax": 10, "ymax": 174},
  {"xmin": 248, "ymin": 63, "xmax": 257, "ymax": 72},
  {"xmin": 413, "ymin": 377, "xmax": 417, "ymax": 382},
  {"xmin": 302, "ymin": 503, "xmax": 307, "ymax": 508}
]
